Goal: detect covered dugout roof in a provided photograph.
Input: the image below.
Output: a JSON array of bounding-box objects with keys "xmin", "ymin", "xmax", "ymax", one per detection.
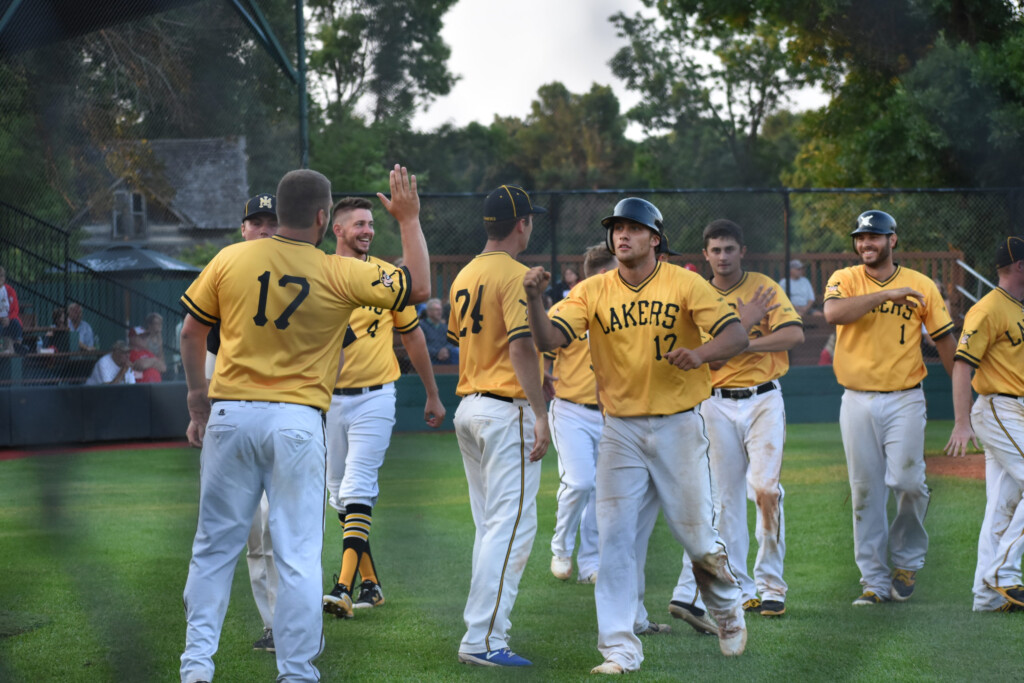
[{"xmin": 0, "ymin": 0, "xmax": 203, "ymax": 58}]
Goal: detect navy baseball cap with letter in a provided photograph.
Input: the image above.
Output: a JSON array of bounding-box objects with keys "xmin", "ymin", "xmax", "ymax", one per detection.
[
  {"xmin": 995, "ymin": 235, "xmax": 1024, "ymax": 268},
  {"xmin": 483, "ymin": 185, "xmax": 546, "ymax": 222},
  {"xmin": 243, "ymin": 193, "xmax": 277, "ymax": 222}
]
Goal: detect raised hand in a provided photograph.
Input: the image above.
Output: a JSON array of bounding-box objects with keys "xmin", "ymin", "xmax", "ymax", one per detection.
[
  {"xmin": 736, "ymin": 285, "xmax": 779, "ymax": 330},
  {"xmin": 377, "ymin": 164, "xmax": 420, "ymax": 224},
  {"xmin": 524, "ymin": 266, "xmax": 551, "ymax": 298}
]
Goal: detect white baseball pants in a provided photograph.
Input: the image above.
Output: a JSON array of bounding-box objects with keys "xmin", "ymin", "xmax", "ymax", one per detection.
[
  {"xmin": 673, "ymin": 386, "xmax": 787, "ymax": 603},
  {"xmin": 595, "ymin": 410, "xmax": 742, "ymax": 671},
  {"xmin": 326, "ymin": 383, "xmax": 396, "ymax": 510},
  {"xmin": 549, "ymin": 398, "xmax": 602, "ymax": 579},
  {"xmin": 455, "ymin": 394, "xmax": 541, "ymax": 654},
  {"xmin": 246, "ymin": 492, "xmax": 277, "ymax": 630},
  {"xmin": 180, "ymin": 401, "xmax": 326, "ymax": 683},
  {"xmin": 971, "ymin": 395, "xmax": 1024, "ymax": 611},
  {"xmin": 840, "ymin": 387, "xmax": 929, "ymax": 598}
]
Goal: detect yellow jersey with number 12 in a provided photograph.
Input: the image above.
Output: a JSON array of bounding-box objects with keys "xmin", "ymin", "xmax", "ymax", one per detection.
[
  {"xmin": 824, "ymin": 264, "xmax": 953, "ymax": 391},
  {"xmin": 954, "ymin": 287, "xmax": 1024, "ymax": 396},
  {"xmin": 335, "ymin": 254, "xmax": 420, "ymax": 389},
  {"xmin": 182, "ymin": 235, "xmax": 410, "ymax": 411},
  {"xmin": 551, "ymin": 262, "xmax": 740, "ymax": 417},
  {"xmin": 447, "ymin": 251, "xmax": 534, "ymax": 399}
]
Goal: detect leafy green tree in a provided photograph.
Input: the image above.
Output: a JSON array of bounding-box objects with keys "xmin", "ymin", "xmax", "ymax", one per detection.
[
  {"xmin": 307, "ymin": 0, "xmax": 458, "ymax": 122},
  {"xmin": 610, "ymin": 1, "xmax": 828, "ymax": 185}
]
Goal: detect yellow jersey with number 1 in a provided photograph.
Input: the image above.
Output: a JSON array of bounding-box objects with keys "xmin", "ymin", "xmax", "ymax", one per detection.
[
  {"xmin": 824, "ymin": 264, "xmax": 953, "ymax": 391},
  {"xmin": 182, "ymin": 235, "xmax": 410, "ymax": 412},
  {"xmin": 551, "ymin": 262, "xmax": 740, "ymax": 417},
  {"xmin": 447, "ymin": 251, "xmax": 534, "ymax": 399},
  {"xmin": 335, "ymin": 254, "xmax": 420, "ymax": 389},
  {"xmin": 954, "ymin": 287, "xmax": 1024, "ymax": 396}
]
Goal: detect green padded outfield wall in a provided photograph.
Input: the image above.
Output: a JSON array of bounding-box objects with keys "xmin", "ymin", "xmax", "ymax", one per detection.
[{"xmin": 0, "ymin": 366, "xmax": 954, "ymax": 448}]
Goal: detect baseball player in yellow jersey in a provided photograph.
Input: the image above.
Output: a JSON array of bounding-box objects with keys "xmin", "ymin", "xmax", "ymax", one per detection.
[
  {"xmin": 194, "ymin": 194, "xmax": 281, "ymax": 654},
  {"xmin": 945, "ymin": 236, "xmax": 1024, "ymax": 612},
  {"xmin": 672, "ymin": 219, "xmax": 804, "ymax": 623},
  {"xmin": 823, "ymin": 209, "xmax": 956, "ymax": 606},
  {"xmin": 322, "ymin": 196, "xmax": 445, "ymax": 618},
  {"xmin": 178, "ymin": 166, "xmax": 430, "ymax": 683},
  {"xmin": 548, "ymin": 244, "xmax": 617, "ymax": 585},
  {"xmin": 525, "ymin": 197, "xmax": 751, "ymax": 674},
  {"xmin": 448, "ymin": 185, "xmax": 550, "ymax": 668}
]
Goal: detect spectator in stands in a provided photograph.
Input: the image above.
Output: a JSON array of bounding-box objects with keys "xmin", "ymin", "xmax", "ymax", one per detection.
[
  {"xmin": 0, "ymin": 266, "xmax": 23, "ymax": 355},
  {"xmin": 85, "ymin": 340, "xmax": 136, "ymax": 385},
  {"xmin": 67, "ymin": 302, "xmax": 96, "ymax": 350},
  {"xmin": 420, "ymin": 297, "xmax": 458, "ymax": 365},
  {"xmin": 546, "ymin": 265, "xmax": 581, "ymax": 302},
  {"xmin": 44, "ymin": 306, "xmax": 71, "ymax": 352},
  {"xmin": 779, "ymin": 259, "xmax": 822, "ymax": 323},
  {"xmin": 130, "ymin": 312, "xmax": 166, "ymax": 379}
]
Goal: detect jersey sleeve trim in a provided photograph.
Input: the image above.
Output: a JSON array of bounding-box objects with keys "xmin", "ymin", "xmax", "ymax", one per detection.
[
  {"xmin": 508, "ymin": 329, "xmax": 532, "ymax": 342},
  {"xmin": 770, "ymin": 320, "xmax": 804, "ymax": 332},
  {"xmin": 708, "ymin": 313, "xmax": 741, "ymax": 338},
  {"xmin": 395, "ymin": 318, "xmax": 420, "ymax": 334},
  {"xmin": 927, "ymin": 321, "xmax": 955, "ymax": 341},
  {"xmin": 181, "ymin": 295, "xmax": 217, "ymax": 326},
  {"xmin": 446, "ymin": 330, "xmax": 459, "ymax": 346},
  {"xmin": 550, "ymin": 316, "xmax": 577, "ymax": 346},
  {"xmin": 392, "ymin": 265, "xmax": 412, "ymax": 311},
  {"xmin": 953, "ymin": 351, "xmax": 980, "ymax": 368}
]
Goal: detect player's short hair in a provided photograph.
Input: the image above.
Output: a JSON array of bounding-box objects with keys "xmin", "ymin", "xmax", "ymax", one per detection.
[
  {"xmin": 485, "ymin": 216, "xmax": 523, "ymax": 241},
  {"xmin": 277, "ymin": 169, "xmax": 332, "ymax": 230},
  {"xmin": 583, "ymin": 244, "xmax": 616, "ymax": 278},
  {"xmin": 702, "ymin": 219, "xmax": 745, "ymax": 247},
  {"xmin": 332, "ymin": 196, "xmax": 373, "ymax": 224}
]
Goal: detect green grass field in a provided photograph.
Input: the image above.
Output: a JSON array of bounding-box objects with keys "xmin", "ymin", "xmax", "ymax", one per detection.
[{"xmin": 1, "ymin": 421, "xmax": 1021, "ymax": 682}]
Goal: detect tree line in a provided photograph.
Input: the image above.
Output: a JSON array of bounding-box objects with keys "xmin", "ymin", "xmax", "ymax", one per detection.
[{"xmin": 1, "ymin": 0, "xmax": 1023, "ymax": 236}]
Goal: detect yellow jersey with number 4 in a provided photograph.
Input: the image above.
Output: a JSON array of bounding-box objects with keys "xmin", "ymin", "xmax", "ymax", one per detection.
[
  {"xmin": 551, "ymin": 262, "xmax": 740, "ymax": 417},
  {"xmin": 182, "ymin": 235, "xmax": 410, "ymax": 411},
  {"xmin": 824, "ymin": 264, "xmax": 953, "ymax": 391},
  {"xmin": 447, "ymin": 251, "xmax": 534, "ymax": 399},
  {"xmin": 710, "ymin": 271, "xmax": 803, "ymax": 388},
  {"xmin": 547, "ymin": 298, "xmax": 597, "ymax": 406},
  {"xmin": 954, "ymin": 287, "xmax": 1024, "ymax": 396},
  {"xmin": 335, "ymin": 254, "xmax": 420, "ymax": 389}
]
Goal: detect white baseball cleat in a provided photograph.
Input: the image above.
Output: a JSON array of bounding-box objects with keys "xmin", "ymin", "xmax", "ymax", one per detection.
[
  {"xmin": 550, "ymin": 555, "xmax": 573, "ymax": 580},
  {"xmin": 590, "ymin": 660, "xmax": 625, "ymax": 674}
]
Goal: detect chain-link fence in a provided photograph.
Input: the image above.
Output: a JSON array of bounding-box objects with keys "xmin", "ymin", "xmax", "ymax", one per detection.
[{"xmin": 2, "ymin": 186, "xmax": 1018, "ymax": 384}]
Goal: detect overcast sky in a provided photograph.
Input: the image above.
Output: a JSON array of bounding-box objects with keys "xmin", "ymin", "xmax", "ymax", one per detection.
[
  {"xmin": 410, "ymin": 0, "xmax": 828, "ymax": 139},
  {"xmin": 411, "ymin": 0, "xmax": 646, "ymax": 135}
]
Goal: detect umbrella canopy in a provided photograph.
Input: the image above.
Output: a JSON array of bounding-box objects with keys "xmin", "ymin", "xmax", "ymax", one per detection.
[{"xmin": 68, "ymin": 244, "xmax": 200, "ymax": 274}]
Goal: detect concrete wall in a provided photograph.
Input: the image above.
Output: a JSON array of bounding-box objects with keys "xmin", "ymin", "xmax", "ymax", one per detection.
[{"xmin": 0, "ymin": 366, "xmax": 954, "ymax": 448}]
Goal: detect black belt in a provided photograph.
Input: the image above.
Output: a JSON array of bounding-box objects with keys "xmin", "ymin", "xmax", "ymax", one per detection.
[
  {"xmin": 565, "ymin": 399, "xmax": 600, "ymax": 411},
  {"xmin": 878, "ymin": 383, "xmax": 922, "ymax": 394},
  {"xmin": 716, "ymin": 382, "xmax": 777, "ymax": 400},
  {"xmin": 996, "ymin": 393, "xmax": 1023, "ymax": 400},
  {"xmin": 475, "ymin": 392, "xmax": 513, "ymax": 403},
  {"xmin": 209, "ymin": 398, "xmax": 323, "ymax": 416},
  {"xmin": 335, "ymin": 384, "xmax": 383, "ymax": 396}
]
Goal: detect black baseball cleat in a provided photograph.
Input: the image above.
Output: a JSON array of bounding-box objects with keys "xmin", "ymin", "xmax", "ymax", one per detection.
[
  {"xmin": 759, "ymin": 600, "xmax": 786, "ymax": 617},
  {"xmin": 323, "ymin": 575, "xmax": 354, "ymax": 619},
  {"xmin": 353, "ymin": 579, "xmax": 386, "ymax": 609},
  {"xmin": 991, "ymin": 584, "xmax": 1024, "ymax": 608},
  {"xmin": 668, "ymin": 600, "xmax": 718, "ymax": 635},
  {"xmin": 252, "ymin": 627, "xmax": 275, "ymax": 652},
  {"xmin": 891, "ymin": 569, "xmax": 917, "ymax": 602}
]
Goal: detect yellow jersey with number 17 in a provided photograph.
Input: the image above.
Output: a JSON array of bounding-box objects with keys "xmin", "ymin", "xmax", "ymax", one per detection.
[
  {"xmin": 335, "ymin": 254, "xmax": 420, "ymax": 389},
  {"xmin": 551, "ymin": 262, "xmax": 740, "ymax": 417},
  {"xmin": 709, "ymin": 271, "xmax": 803, "ymax": 388},
  {"xmin": 182, "ymin": 235, "xmax": 410, "ymax": 412},
  {"xmin": 824, "ymin": 264, "xmax": 953, "ymax": 391},
  {"xmin": 447, "ymin": 251, "xmax": 534, "ymax": 399},
  {"xmin": 954, "ymin": 287, "xmax": 1024, "ymax": 396}
]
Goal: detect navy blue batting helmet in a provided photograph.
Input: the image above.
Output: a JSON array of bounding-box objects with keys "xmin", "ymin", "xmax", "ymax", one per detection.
[
  {"xmin": 851, "ymin": 210, "xmax": 897, "ymax": 236},
  {"xmin": 601, "ymin": 198, "xmax": 667, "ymax": 254}
]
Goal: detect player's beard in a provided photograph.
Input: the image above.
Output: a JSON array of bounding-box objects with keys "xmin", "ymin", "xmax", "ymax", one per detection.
[{"xmin": 859, "ymin": 240, "xmax": 891, "ymax": 268}]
